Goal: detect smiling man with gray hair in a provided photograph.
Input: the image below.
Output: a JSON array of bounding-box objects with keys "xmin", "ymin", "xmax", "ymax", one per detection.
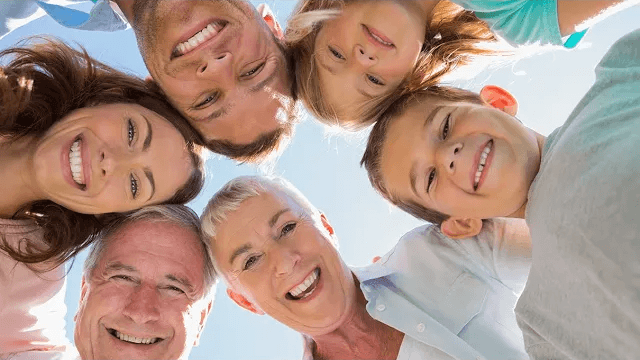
[{"xmin": 74, "ymin": 204, "xmax": 217, "ymax": 360}]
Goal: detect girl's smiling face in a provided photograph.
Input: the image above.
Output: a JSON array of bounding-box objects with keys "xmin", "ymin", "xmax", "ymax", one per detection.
[
  {"xmin": 314, "ymin": 0, "xmax": 428, "ymax": 121},
  {"xmin": 33, "ymin": 103, "xmax": 194, "ymax": 214}
]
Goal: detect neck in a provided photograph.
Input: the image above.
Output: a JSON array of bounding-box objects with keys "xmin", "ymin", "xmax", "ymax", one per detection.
[
  {"xmin": 0, "ymin": 136, "xmax": 44, "ymax": 218},
  {"xmin": 113, "ymin": 0, "xmax": 135, "ymax": 24},
  {"xmin": 507, "ymin": 132, "xmax": 547, "ymax": 219},
  {"xmin": 416, "ymin": 0, "xmax": 442, "ymax": 23},
  {"xmin": 311, "ymin": 275, "xmax": 403, "ymax": 360}
]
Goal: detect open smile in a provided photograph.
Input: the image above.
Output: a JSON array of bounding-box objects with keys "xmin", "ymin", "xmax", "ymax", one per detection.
[
  {"xmin": 472, "ymin": 139, "xmax": 493, "ymax": 191},
  {"xmin": 107, "ymin": 328, "xmax": 164, "ymax": 345},
  {"xmin": 285, "ymin": 268, "xmax": 321, "ymax": 301},
  {"xmin": 172, "ymin": 20, "xmax": 228, "ymax": 58}
]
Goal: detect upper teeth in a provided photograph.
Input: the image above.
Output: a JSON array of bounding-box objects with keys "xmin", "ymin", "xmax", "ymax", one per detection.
[
  {"xmin": 69, "ymin": 139, "xmax": 85, "ymax": 186},
  {"xmin": 288, "ymin": 269, "xmax": 319, "ymax": 298},
  {"xmin": 474, "ymin": 140, "xmax": 493, "ymax": 189},
  {"xmin": 114, "ymin": 330, "xmax": 159, "ymax": 345},
  {"xmin": 175, "ymin": 21, "xmax": 224, "ymax": 56}
]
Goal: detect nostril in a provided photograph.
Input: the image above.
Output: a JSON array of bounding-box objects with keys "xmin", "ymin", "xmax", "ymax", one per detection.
[
  {"xmin": 454, "ymin": 147, "xmax": 459, "ymax": 154},
  {"xmin": 359, "ymin": 48, "xmax": 365, "ymax": 55},
  {"xmin": 450, "ymin": 161, "xmax": 454, "ymax": 169},
  {"xmin": 369, "ymin": 56, "xmax": 374, "ymax": 61},
  {"xmin": 102, "ymin": 169, "xmax": 106, "ymax": 176},
  {"xmin": 199, "ymin": 64, "xmax": 208, "ymax": 73}
]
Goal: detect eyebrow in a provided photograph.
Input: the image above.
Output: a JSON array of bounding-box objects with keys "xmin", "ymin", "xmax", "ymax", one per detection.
[
  {"xmin": 408, "ymin": 105, "xmax": 445, "ymax": 197},
  {"xmin": 196, "ymin": 105, "xmax": 230, "ymax": 123},
  {"xmin": 317, "ymin": 58, "xmax": 337, "ymax": 76},
  {"xmin": 140, "ymin": 115, "xmax": 156, "ymax": 201},
  {"xmin": 143, "ymin": 115, "xmax": 152, "ymax": 151},
  {"xmin": 228, "ymin": 208, "xmax": 290, "ymax": 265},
  {"xmin": 144, "ymin": 168, "xmax": 155, "ymax": 201},
  {"xmin": 357, "ymin": 87, "xmax": 375, "ymax": 99},
  {"xmin": 105, "ymin": 262, "xmax": 137, "ymax": 273}
]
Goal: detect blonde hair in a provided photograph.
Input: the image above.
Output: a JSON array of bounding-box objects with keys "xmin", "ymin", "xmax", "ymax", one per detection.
[{"xmin": 285, "ymin": 0, "xmax": 496, "ymax": 130}]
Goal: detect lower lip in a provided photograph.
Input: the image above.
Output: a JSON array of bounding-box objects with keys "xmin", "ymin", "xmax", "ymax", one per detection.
[
  {"xmin": 61, "ymin": 136, "xmax": 83, "ymax": 190},
  {"xmin": 290, "ymin": 269, "xmax": 323, "ymax": 304},
  {"xmin": 473, "ymin": 140, "xmax": 495, "ymax": 191},
  {"xmin": 362, "ymin": 24, "xmax": 395, "ymax": 49}
]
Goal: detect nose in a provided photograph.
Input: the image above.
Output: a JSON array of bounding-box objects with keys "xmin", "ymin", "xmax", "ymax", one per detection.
[
  {"xmin": 273, "ymin": 245, "xmax": 301, "ymax": 278},
  {"xmin": 354, "ymin": 44, "xmax": 377, "ymax": 67},
  {"xmin": 439, "ymin": 141, "xmax": 463, "ymax": 175},
  {"xmin": 122, "ymin": 284, "xmax": 161, "ymax": 324},
  {"xmin": 196, "ymin": 52, "xmax": 234, "ymax": 85}
]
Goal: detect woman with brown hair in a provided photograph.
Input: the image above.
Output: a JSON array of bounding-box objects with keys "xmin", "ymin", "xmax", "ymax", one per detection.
[
  {"xmin": 285, "ymin": 0, "xmax": 624, "ymax": 130},
  {"xmin": 0, "ymin": 38, "xmax": 205, "ymax": 269}
]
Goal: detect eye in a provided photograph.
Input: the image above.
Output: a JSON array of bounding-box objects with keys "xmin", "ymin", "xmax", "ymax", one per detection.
[
  {"xmin": 442, "ymin": 113, "xmax": 451, "ymax": 139},
  {"xmin": 130, "ymin": 173, "xmax": 139, "ymax": 199},
  {"xmin": 112, "ymin": 274, "xmax": 135, "ymax": 282},
  {"xmin": 127, "ymin": 119, "xmax": 137, "ymax": 145},
  {"xmin": 165, "ymin": 285, "xmax": 185, "ymax": 294},
  {"xmin": 426, "ymin": 169, "xmax": 436, "ymax": 193},
  {"xmin": 195, "ymin": 92, "xmax": 220, "ymax": 109},
  {"xmin": 328, "ymin": 46, "xmax": 345, "ymax": 60},
  {"xmin": 367, "ymin": 74, "xmax": 384, "ymax": 86},
  {"xmin": 280, "ymin": 222, "xmax": 296, "ymax": 238},
  {"xmin": 243, "ymin": 254, "xmax": 261, "ymax": 271},
  {"xmin": 241, "ymin": 62, "xmax": 265, "ymax": 78}
]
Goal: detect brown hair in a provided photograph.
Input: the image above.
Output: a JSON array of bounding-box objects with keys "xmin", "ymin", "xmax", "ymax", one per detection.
[
  {"xmin": 0, "ymin": 38, "xmax": 205, "ymax": 268},
  {"xmin": 285, "ymin": 0, "xmax": 496, "ymax": 129},
  {"xmin": 361, "ymin": 86, "xmax": 484, "ymax": 224}
]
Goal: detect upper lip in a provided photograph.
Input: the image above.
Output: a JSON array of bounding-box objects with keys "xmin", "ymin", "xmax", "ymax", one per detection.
[{"xmin": 361, "ymin": 24, "xmax": 395, "ymax": 49}]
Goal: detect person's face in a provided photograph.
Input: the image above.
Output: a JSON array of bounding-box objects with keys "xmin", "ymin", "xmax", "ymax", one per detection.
[
  {"xmin": 33, "ymin": 103, "xmax": 193, "ymax": 214},
  {"xmin": 379, "ymin": 95, "xmax": 541, "ymax": 220},
  {"xmin": 134, "ymin": 0, "xmax": 291, "ymax": 145},
  {"xmin": 314, "ymin": 0, "xmax": 426, "ymax": 121},
  {"xmin": 74, "ymin": 220, "xmax": 209, "ymax": 360},
  {"xmin": 213, "ymin": 191, "xmax": 357, "ymax": 336}
]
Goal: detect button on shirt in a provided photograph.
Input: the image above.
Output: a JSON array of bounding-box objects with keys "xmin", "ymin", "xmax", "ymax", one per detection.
[{"xmin": 353, "ymin": 218, "xmax": 532, "ymax": 360}]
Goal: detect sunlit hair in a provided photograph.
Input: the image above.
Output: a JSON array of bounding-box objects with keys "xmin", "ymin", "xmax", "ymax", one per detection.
[
  {"xmin": 201, "ymin": 176, "xmax": 331, "ymax": 271},
  {"xmin": 285, "ymin": 0, "xmax": 496, "ymax": 129},
  {"xmin": 0, "ymin": 38, "xmax": 205, "ymax": 269},
  {"xmin": 84, "ymin": 205, "xmax": 217, "ymax": 301},
  {"xmin": 361, "ymin": 86, "xmax": 484, "ymax": 224}
]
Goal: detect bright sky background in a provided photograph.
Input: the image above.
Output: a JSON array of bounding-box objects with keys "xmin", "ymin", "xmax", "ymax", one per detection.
[{"xmin": 1, "ymin": 2, "xmax": 639, "ymax": 359}]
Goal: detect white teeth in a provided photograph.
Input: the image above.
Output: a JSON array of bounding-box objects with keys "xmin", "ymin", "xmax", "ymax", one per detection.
[
  {"xmin": 474, "ymin": 141, "xmax": 493, "ymax": 189},
  {"xmin": 69, "ymin": 139, "xmax": 85, "ymax": 186},
  {"xmin": 288, "ymin": 269, "xmax": 319, "ymax": 298},
  {"xmin": 175, "ymin": 21, "xmax": 224, "ymax": 56},
  {"xmin": 114, "ymin": 330, "xmax": 158, "ymax": 345},
  {"xmin": 370, "ymin": 32, "xmax": 392, "ymax": 46}
]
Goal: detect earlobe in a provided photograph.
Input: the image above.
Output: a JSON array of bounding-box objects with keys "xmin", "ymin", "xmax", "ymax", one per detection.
[
  {"xmin": 320, "ymin": 214, "xmax": 334, "ymax": 236},
  {"xmin": 226, "ymin": 288, "xmax": 264, "ymax": 315},
  {"xmin": 479, "ymin": 85, "xmax": 518, "ymax": 116},
  {"xmin": 257, "ymin": 3, "xmax": 284, "ymax": 39},
  {"xmin": 440, "ymin": 218, "xmax": 483, "ymax": 239}
]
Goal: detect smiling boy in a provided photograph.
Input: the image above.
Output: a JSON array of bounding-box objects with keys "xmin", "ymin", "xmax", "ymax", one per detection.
[{"xmin": 362, "ymin": 29, "xmax": 640, "ymax": 359}]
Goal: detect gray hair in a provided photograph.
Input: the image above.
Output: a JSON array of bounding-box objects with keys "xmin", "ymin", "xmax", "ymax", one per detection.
[
  {"xmin": 201, "ymin": 176, "xmax": 325, "ymax": 264},
  {"xmin": 83, "ymin": 205, "xmax": 217, "ymax": 300}
]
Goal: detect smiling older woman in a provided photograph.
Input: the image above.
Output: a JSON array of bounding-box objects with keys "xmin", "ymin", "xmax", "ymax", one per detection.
[
  {"xmin": 201, "ymin": 176, "xmax": 532, "ymax": 360},
  {"xmin": 0, "ymin": 38, "xmax": 204, "ymax": 268}
]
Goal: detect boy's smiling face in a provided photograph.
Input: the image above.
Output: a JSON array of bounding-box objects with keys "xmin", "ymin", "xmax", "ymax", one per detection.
[{"xmin": 378, "ymin": 86, "xmax": 543, "ymax": 222}]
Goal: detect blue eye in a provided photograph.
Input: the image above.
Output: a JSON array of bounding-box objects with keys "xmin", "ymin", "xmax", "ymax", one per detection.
[
  {"xmin": 281, "ymin": 223, "xmax": 296, "ymax": 237},
  {"xmin": 328, "ymin": 46, "xmax": 345, "ymax": 60},
  {"xmin": 367, "ymin": 74, "xmax": 384, "ymax": 86},
  {"xmin": 127, "ymin": 119, "xmax": 136, "ymax": 145},
  {"xmin": 442, "ymin": 114, "xmax": 451, "ymax": 139},
  {"xmin": 130, "ymin": 173, "xmax": 139, "ymax": 199},
  {"xmin": 426, "ymin": 169, "xmax": 436, "ymax": 193}
]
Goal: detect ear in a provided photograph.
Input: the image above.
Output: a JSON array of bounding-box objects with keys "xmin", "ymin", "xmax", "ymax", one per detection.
[
  {"xmin": 319, "ymin": 213, "xmax": 334, "ymax": 236},
  {"xmin": 257, "ymin": 3, "xmax": 284, "ymax": 39},
  {"xmin": 75, "ymin": 276, "xmax": 89, "ymax": 321},
  {"xmin": 479, "ymin": 85, "xmax": 518, "ymax": 116},
  {"xmin": 440, "ymin": 217, "xmax": 483, "ymax": 239},
  {"xmin": 193, "ymin": 300, "xmax": 213, "ymax": 346},
  {"xmin": 226, "ymin": 288, "xmax": 264, "ymax": 315}
]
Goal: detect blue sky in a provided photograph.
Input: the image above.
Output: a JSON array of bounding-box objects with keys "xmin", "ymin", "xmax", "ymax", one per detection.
[{"xmin": 1, "ymin": 2, "xmax": 639, "ymax": 359}]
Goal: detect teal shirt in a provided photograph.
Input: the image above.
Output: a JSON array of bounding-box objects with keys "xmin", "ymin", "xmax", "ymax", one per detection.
[
  {"xmin": 516, "ymin": 29, "xmax": 640, "ymax": 359},
  {"xmin": 450, "ymin": 0, "xmax": 586, "ymax": 48}
]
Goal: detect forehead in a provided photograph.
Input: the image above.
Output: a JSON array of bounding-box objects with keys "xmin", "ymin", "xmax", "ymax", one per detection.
[{"xmin": 99, "ymin": 220, "xmax": 204, "ymax": 275}]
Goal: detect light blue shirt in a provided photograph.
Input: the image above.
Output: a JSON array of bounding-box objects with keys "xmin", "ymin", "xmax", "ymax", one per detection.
[
  {"xmin": 351, "ymin": 218, "xmax": 531, "ymax": 360},
  {"xmin": 450, "ymin": 0, "xmax": 586, "ymax": 48},
  {"xmin": 0, "ymin": 0, "xmax": 126, "ymax": 40}
]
